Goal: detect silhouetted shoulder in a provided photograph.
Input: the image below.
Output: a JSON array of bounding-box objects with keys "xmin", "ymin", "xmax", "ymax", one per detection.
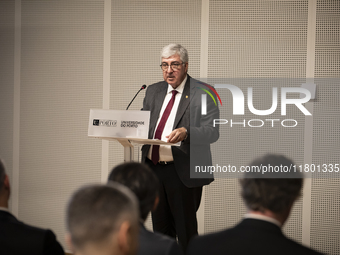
[
  {"xmin": 187, "ymin": 219, "xmax": 324, "ymax": 255},
  {"xmin": 0, "ymin": 211, "xmax": 64, "ymax": 255},
  {"xmin": 138, "ymin": 225, "xmax": 183, "ymax": 255}
]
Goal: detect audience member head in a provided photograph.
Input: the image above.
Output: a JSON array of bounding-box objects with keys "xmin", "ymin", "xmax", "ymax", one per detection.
[
  {"xmin": 108, "ymin": 162, "xmax": 159, "ymax": 222},
  {"xmin": 240, "ymin": 154, "xmax": 303, "ymax": 225},
  {"xmin": 0, "ymin": 159, "xmax": 10, "ymax": 207},
  {"xmin": 66, "ymin": 183, "xmax": 139, "ymax": 255}
]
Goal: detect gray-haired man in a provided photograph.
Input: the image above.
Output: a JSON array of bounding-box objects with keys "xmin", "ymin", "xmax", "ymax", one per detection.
[{"xmin": 141, "ymin": 44, "xmax": 219, "ymax": 251}]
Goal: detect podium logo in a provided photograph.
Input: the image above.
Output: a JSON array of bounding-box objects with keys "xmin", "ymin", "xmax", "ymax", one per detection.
[
  {"xmin": 93, "ymin": 119, "xmax": 117, "ymax": 127},
  {"xmin": 121, "ymin": 121, "xmax": 145, "ymax": 128}
]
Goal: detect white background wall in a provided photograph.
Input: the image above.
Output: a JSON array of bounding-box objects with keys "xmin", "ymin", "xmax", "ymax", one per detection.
[{"xmin": 0, "ymin": 0, "xmax": 339, "ymax": 254}]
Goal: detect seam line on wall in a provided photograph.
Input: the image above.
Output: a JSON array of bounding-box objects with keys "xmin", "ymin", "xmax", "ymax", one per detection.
[
  {"xmin": 101, "ymin": 0, "xmax": 111, "ymax": 183},
  {"xmin": 302, "ymin": 0, "xmax": 317, "ymax": 247},
  {"xmin": 12, "ymin": 0, "xmax": 21, "ymax": 217},
  {"xmin": 198, "ymin": 0, "xmax": 210, "ymax": 235}
]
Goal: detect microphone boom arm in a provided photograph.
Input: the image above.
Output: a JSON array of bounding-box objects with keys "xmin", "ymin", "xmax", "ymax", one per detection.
[{"xmin": 126, "ymin": 85, "xmax": 147, "ymax": 110}]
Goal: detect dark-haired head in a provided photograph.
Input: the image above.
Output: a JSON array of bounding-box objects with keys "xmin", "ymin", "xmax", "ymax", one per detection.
[
  {"xmin": 108, "ymin": 162, "xmax": 160, "ymax": 222},
  {"xmin": 240, "ymin": 154, "xmax": 303, "ymax": 215}
]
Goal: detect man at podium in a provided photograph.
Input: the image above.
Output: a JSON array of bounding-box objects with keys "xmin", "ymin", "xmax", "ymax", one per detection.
[{"xmin": 141, "ymin": 44, "xmax": 219, "ymax": 251}]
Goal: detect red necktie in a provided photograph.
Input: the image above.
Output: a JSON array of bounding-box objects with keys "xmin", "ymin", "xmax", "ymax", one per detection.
[{"xmin": 151, "ymin": 90, "xmax": 178, "ymax": 165}]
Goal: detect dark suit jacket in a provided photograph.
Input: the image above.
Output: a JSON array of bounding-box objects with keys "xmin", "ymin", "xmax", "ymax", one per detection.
[
  {"xmin": 186, "ymin": 218, "xmax": 324, "ymax": 255},
  {"xmin": 0, "ymin": 210, "xmax": 64, "ymax": 255},
  {"xmin": 141, "ymin": 75, "xmax": 219, "ymax": 188},
  {"xmin": 138, "ymin": 224, "xmax": 183, "ymax": 255}
]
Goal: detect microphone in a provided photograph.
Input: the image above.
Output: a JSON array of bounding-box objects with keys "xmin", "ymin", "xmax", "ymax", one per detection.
[{"xmin": 126, "ymin": 85, "xmax": 147, "ymax": 110}]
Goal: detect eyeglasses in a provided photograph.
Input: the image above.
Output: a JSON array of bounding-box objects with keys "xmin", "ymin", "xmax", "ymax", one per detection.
[{"xmin": 160, "ymin": 62, "xmax": 185, "ymax": 71}]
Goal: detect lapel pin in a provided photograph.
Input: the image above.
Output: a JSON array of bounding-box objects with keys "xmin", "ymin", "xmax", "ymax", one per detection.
[{"xmin": 186, "ymin": 95, "xmax": 188, "ymax": 98}]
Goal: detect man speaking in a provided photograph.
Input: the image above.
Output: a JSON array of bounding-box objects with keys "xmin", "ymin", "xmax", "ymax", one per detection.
[{"xmin": 141, "ymin": 44, "xmax": 219, "ymax": 251}]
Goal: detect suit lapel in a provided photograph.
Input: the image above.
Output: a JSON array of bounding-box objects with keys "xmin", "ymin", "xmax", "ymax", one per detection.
[
  {"xmin": 173, "ymin": 75, "xmax": 193, "ymax": 129},
  {"xmin": 150, "ymin": 75, "xmax": 196, "ymax": 133}
]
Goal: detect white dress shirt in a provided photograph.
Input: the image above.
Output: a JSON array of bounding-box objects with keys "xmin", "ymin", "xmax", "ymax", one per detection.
[{"xmin": 147, "ymin": 75, "xmax": 187, "ymax": 162}]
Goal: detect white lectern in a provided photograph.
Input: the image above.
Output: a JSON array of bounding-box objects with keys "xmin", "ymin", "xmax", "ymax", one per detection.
[{"xmin": 88, "ymin": 109, "xmax": 180, "ymax": 162}]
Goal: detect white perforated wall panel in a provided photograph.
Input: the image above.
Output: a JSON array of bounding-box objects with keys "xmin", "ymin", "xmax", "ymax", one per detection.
[
  {"xmin": 205, "ymin": 0, "xmax": 309, "ymax": 245},
  {"xmin": 19, "ymin": 1, "xmax": 104, "ymax": 249},
  {"xmin": 0, "ymin": 1, "xmax": 15, "ymax": 211},
  {"xmin": 314, "ymin": 0, "xmax": 339, "ymax": 78},
  {"xmin": 208, "ymin": 0, "xmax": 308, "ymax": 78},
  {"xmin": 310, "ymin": 1, "xmax": 340, "ymax": 254},
  {"xmin": 311, "ymin": 179, "xmax": 340, "ymax": 254}
]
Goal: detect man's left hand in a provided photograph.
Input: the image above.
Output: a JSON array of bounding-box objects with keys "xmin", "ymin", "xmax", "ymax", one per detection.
[{"xmin": 166, "ymin": 127, "xmax": 187, "ymax": 143}]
